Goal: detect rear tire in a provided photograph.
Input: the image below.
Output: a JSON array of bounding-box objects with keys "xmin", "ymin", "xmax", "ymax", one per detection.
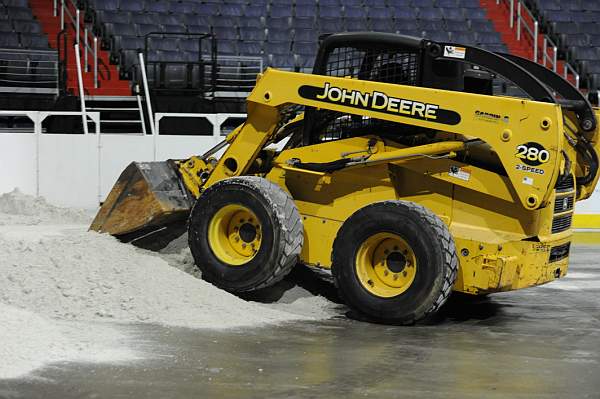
[
  {"xmin": 188, "ymin": 176, "xmax": 303, "ymax": 292},
  {"xmin": 332, "ymin": 200, "xmax": 458, "ymax": 324}
]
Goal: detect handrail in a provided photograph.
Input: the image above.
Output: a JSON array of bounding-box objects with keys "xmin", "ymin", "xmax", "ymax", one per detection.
[
  {"xmin": 74, "ymin": 43, "xmax": 89, "ymax": 135},
  {"xmin": 516, "ymin": 0, "xmax": 538, "ymax": 62},
  {"xmin": 497, "ymin": 0, "xmax": 580, "ymax": 89},
  {"xmin": 542, "ymin": 36, "xmax": 558, "ymax": 73},
  {"xmin": 57, "ymin": 29, "xmax": 68, "ymax": 94},
  {"xmin": 60, "ymin": 0, "xmax": 108, "ymax": 89},
  {"xmin": 564, "ymin": 63, "xmax": 580, "ymax": 89}
]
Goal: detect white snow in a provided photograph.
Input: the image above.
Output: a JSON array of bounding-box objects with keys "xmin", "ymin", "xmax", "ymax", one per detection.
[{"xmin": 0, "ymin": 189, "xmax": 337, "ymax": 379}]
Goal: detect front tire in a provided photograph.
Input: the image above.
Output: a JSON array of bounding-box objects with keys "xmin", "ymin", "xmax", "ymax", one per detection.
[
  {"xmin": 332, "ymin": 200, "xmax": 458, "ymax": 324},
  {"xmin": 188, "ymin": 176, "xmax": 303, "ymax": 292}
]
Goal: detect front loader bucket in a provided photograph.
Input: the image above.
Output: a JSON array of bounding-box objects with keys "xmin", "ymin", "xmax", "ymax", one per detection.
[{"xmin": 90, "ymin": 161, "xmax": 193, "ymax": 250}]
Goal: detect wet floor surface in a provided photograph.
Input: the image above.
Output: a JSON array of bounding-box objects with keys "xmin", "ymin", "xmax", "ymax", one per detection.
[{"xmin": 1, "ymin": 245, "xmax": 600, "ymax": 399}]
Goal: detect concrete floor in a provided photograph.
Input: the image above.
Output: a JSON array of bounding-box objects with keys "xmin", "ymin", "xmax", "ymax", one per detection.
[{"xmin": 1, "ymin": 243, "xmax": 599, "ymax": 399}]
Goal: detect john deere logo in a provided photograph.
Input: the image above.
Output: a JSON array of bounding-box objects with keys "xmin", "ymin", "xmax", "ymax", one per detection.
[{"xmin": 298, "ymin": 82, "xmax": 461, "ymax": 125}]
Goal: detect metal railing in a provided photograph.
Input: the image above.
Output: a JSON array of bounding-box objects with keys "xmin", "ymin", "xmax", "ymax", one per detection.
[
  {"xmin": 60, "ymin": 0, "xmax": 106, "ymax": 89},
  {"xmin": 497, "ymin": 0, "xmax": 580, "ymax": 88},
  {"xmin": 515, "ymin": 0, "xmax": 538, "ymax": 62},
  {"xmin": 214, "ymin": 55, "xmax": 264, "ymax": 95},
  {"xmin": 0, "ymin": 48, "xmax": 59, "ymax": 94},
  {"xmin": 542, "ymin": 36, "xmax": 558, "ymax": 73}
]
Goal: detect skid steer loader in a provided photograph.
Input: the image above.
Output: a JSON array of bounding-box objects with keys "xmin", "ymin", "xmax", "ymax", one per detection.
[{"xmin": 91, "ymin": 33, "xmax": 600, "ymax": 324}]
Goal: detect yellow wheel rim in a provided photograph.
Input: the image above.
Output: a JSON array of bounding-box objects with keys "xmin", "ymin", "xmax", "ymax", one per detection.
[
  {"xmin": 355, "ymin": 232, "xmax": 417, "ymax": 298},
  {"xmin": 207, "ymin": 204, "xmax": 262, "ymax": 266}
]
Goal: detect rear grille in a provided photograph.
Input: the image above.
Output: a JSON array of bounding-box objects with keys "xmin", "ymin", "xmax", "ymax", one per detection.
[
  {"xmin": 551, "ymin": 213, "xmax": 573, "ymax": 234},
  {"xmin": 549, "ymin": 242, "xmax": 571, "ymax": 263},
  {"xmin": 555, "ymin": 174, "xmax": 574, "ymax": 193},
  {"xmin": 553, "ymin": 195, "xmax": 574, "ymax": 214}
]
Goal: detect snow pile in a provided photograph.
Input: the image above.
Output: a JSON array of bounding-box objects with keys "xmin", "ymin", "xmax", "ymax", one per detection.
[
  {"xmin": 0, "ymin": 231, "xmax": 325, "ymax": 328},
  {"xmin": 0, "ymin": 304, "xmax": 135, "ymax": 379},
  {"xmin": 0, "ymin": 189, "xmax": 337, "ymax": 379},
  {"xmin": 0, "ymin": 188, "xmax": 91, "ymax": 225}
]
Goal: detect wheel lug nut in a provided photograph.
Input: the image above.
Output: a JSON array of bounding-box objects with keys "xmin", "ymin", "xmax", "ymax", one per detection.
[
  {"xmin": 242, "ymin": 243, "xmax": 247, "ymax": 248},
  {"xmin": 235, "ymin": 237, "xmax": 240, "ymax": 242},
  {"xmin": 403, "ymin": 271, "xmax": 407, "ymax": 277},
  {"xmin": 384, "ymin": 270, "xmax": 389, "ymax": 276},
  {"xmin": 393, "ymin": 274, "xmax": 399, "ymax": 280},
  {"xmin": 367, "ymin": 279, "xmax": 374, "ymax": 286}
]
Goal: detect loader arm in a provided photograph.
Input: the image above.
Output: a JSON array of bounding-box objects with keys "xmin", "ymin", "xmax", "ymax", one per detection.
[{"xmin": 201, "ymin": 68, "xmax": 566, "ymax": 210}]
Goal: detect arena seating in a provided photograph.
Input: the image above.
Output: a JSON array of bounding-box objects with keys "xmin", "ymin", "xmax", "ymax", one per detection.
[
  {"xmin": 84, "ymin": 0, "xmax": 508, "ymax": 91},
  {"xmin": 527, "ymin": 0, "xmax": 600, "ymax": 90},
  {"xmin": 0, "ymin": 0, "xmax": 49, "ymax": 49},
  {"xmin": 0, "ymin": 0, "xmax": 57, "ymax": 94}
]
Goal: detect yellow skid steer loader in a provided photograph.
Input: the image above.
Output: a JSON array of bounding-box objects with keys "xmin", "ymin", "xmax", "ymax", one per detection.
[{"xmin": 91, "ymin": 33, "xmax": 600, "ymax": 324}]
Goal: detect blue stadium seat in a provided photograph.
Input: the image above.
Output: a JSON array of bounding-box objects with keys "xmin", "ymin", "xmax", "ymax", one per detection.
[
  {"xmin": 212, "ymin": 27, "xmax": 238, "ymax": 41},
  {"xmin": 395, "ymin": 9, "xmax": 418, "ymax": 20},
  {"xmin": 344, "ymin": 6, "xmax": 366, "ymax": 18},
  {"xmin": 266, "ymin": 17, "xmax": 290, "ymax": 29},
  {"xmin": 561, "ymin": 33, "xmax": 589, "ymax": 48},
  {"xmin": 96, "ymin": 10, "xmax": 131, "ymax": 24},
  {"xmin": 419, "ymin": 7, "xmax": 444, "ymax": 20},
  {"xmin": 148, "ymin": 37, "xmax": 180, "ymax": 51},
  {"xmin": 2, "ymin": 0, "xmax": 29, "ymax": 6},
  {"xmin": 171, "ymin": 2, "xmax": 195, "ymax": 14},
  {"xmin": 452, "ymin": 31, "xmax": 477, "ymax": 44},
  {"xmin": 270, "ymin": 5, "xmax": 293, "ymax": 18},
  {"xmin": 445, "ymin": 20, "xmax": 470, "ymax": 32},
  {"xmin": 131, "ymin": 13, "xmax": 158, "ymax": 25},
  {"xmin": 424, "ymin": 30, "xmax": 452, "ymax": 41},
  {"xmin": 319, "ymin": 6, "xmax": 340, "ymax": 18},
  {"xmin": 459, "ymin": 0, "xmax": 481, "ymax": 8},
  {"xmin": 195, "ymin": 3, "xmax": 219, "ymax": 16},
  {"xmin": 290, "ymin": 17, "xmax": 314, "ymax": 29},
  {"xmin": 437, "ymin": 0, "xmax": 459, "ymax": 7},
  {"xmin": 470, "ymin": 20, "xmax": 495, "ymax": 32},
  {"xmin": 413, "ymin": 0, "xmax": 435, "ymax": 7},
  {"xmin": 269, "ymin": 54, "xmax": 295, "ymax": 69},
  {"xmin": 368, "ymin": 7, "xmax": 389, "ymax": 19},
  {"xmin": 441, "ymin": 8, "xmax": 466, "ymax": 21},
  {"xmin": 238, "ymin": 18, "xmax": 264, "ymax": 28},
  {"xmin": 344, "ymin": 18, "xmax": 369, "ymax": 31},
  {"xmin": 186, "ymin": 25, "xmax": 209, "ymax": 34},
  {"xmin": 292, "ymin": 42, "xmax": 317, "ymax": 56},
  {"xmin": 137, "ymin": 24, "xmax": 159, "ymax": 37},
  {"xmin": 6, "ymin": 6, "xmax": 33, "ymax": 20},
  {"xmin": 212, "ymin": 17, "xmax": 240, "ymax": 28},
  {"xmin": 218, "ymin": 40, "xmax": 238, "ymax": 55},
  {"xmin": 0, "ymin": 32, "xmax": 20, "ymax": 48},
  {"xmin": 294, "ymin": 29, "xmax": 318, "ymax": 42},
  {"xmin": 318, "ymin": 18, "xmax": 344, "ymax": 33},
  {"xmin": 145, "ymin": 1, "xmax": 170, "ymax": 13},
  {"xmin": 319, "ymin": 0, "xmax": 340, "ymax": 6},
  {"xmin": 468, "ymin": 8, "xmax": 488, "ymax": 20},
  {"xmin": 115, "ymin": 36, "xmax": 144, "ymax": 51},
  {"xmin": 395, "ymin": 19, "xmax": 419, "ymax": 31},
  {"xmin": 388, "ymin": 0, "xmax": 411, "ymax": 6},
  {"xmin": 19, "ymin": 33, "xmax": 48, "ymax": 49},
  {"xmin": 13, "ymin": 20, "xmax": 42, "ymax": 33},
  {"xmin": 370, "ymin": 19, "xmax": 396, "ymax": 33},
  {"xmin": 162, "ymin": 24, "xmax": 187, "ymax": 34},
  {"xmin": 296, "ymin": 5, "xmax": 317, "ymax": 18},
  {"xmin": 221, "ymin": 4, "xmax": 244, "ymax": 17},
  {"xmin": 119, "ymin": 1, "xmax": 144, "ymax": 12},
  {"xmin": 240, "ymin": 27, "xmax": 266, "ymax": 41},
  {"xmin": 238, "ymin": 41, "xmax": 263, "ymax": 56},
  {"xmin": 91, "ymin": 0, "xmax": 118, "ymax": 11},
  {"xmin": 265, "ymin": 41, "xmax": 290, "ymax": 55},
  {"xmin": 0, "ymin": 21, "xmax": 13, "ymax": 32},
  {"xmin": 267, "ymin": 28, "xmax": 292, "ymax": 42},
  {"xmin": 245, "ymin": 6, "xmax": 266, "ymax": 18},
  {"xmin": 476, "ymin": 31, "xmax": 502, "ymax": 44},
  {"xmin": 105, "ymin": 22, "xmax": 137, "ymax": 38},
  {"xmin": 419, "ymin": 20, "xmax": 441, "ymax": 31}
]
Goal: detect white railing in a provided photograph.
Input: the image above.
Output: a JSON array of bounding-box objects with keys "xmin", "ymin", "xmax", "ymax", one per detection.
[
  {"xmin": 60, "ymin": 0, "xmax": 99, "ymax": 88},
  {"xmin": 542, "ymin": 36, "xmax": 558, "ymax": 73},
  {"xmin": 0, "ymin": 48, "xmax": 59, "ymax": 94},
  {"xmin": 213, "ymin": 55, "xmax": 264, "ymax": 94},
  {"xmin": 497, "ymin": 0, "xmax": 580, "ymax": 88}
]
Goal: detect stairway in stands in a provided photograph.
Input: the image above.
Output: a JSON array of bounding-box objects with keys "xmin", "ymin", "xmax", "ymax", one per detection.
[
  {"xmin": 479, "ymin": 0, "xmax": 567, "ymax": 77},
  {"xmin": 28, "ymin": 0, "xmax": 132, "ymax": 96}
]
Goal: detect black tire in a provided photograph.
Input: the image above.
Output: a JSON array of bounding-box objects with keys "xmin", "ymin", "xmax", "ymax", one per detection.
[
  {"xmin": 332, "ymin": 200, "xmax": 458, "ymax": 325},
  {"xmin": 188, "ymin": 176, "xmax": 303, "ymax": 292}
]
